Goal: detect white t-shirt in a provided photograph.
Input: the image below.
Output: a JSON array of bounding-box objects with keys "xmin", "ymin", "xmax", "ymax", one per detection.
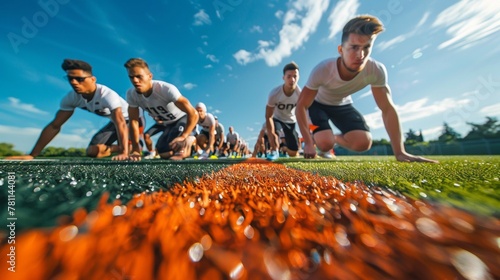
[
  {"xmin": 198, "ymin": 112, "xmax": 216, "ymax": 133},
  {"xmin": 305, "ymin": 57, "xmax": 387, "ymax": 106},
  {"xmin": 126, "ymin": 80, "xmax": 186, "ymax": 124},
  {"xmin": 60, "ymin": 84, "xmax": 128, "ymax": 120},
  {"xmin": 267, "ymin": 85, "xmax": 301, "ymax": 123},
  {"xmin": 215, "ymin": 123, "xmax": 225, "ymax": 142},
  {"xmin": 226, "ymin": 131, "xmax": 240, "ymax": 145}
]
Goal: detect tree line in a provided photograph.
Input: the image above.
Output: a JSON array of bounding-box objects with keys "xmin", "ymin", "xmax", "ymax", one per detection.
[{"xmin": 1, "ymin": 116, "xmax": 498, "ymax": 157}]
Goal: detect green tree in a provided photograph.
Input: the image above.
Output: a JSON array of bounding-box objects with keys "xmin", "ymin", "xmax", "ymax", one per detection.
[
  {"xmin": 40, "ymin": 147, "xmax": 66, "ymax": 157},
  {"xmin": 0, "ymin": 142, "xmax": 23, "ymax": 156},
  {"xmin": 372, "ymin": 138, "xmax": 391, "ymax": 146},
  {"xmin": 463, "ymin": 117, "xmax": 500, "ymax": 140},
  {"xmin": 404, "ymin": 129, "xmax": 424, "ymax": 145},
  {"xmin": 437, "ymin": 122, "xmax": 462, "ymax": 142}
]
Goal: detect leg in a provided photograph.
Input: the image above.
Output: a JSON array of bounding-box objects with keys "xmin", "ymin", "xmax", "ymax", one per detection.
[
  {"xmin": 144, "ymin": 133, "xmax": 154, "ymax": 151},
  {"xmin": 334, "ymin": 130, "xmax": 372, "ymax": 152},
  {"xmin": 87, "ymin": 122, "xmax": 117, "ymax": 158}
]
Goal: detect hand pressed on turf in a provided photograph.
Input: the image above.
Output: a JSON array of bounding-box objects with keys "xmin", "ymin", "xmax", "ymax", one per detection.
[{"xmin": 4, "ymin": 155, "xmax": 34, "ymax": 161}]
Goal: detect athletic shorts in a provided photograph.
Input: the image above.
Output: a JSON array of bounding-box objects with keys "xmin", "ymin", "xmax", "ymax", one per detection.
[
  {"xmin": 89, "ymin": 121, "xmax": 125, "ymax": 146},
  {"xmin": 308, "ymin": 101, "xmax": 369, "ymax": 134},
  {"xmin": 272, "ymin": 118, "xmax": 299, "ymax": 152},
  {"xmin": 145, "ymin": 123, "xmax": 169, "ymax": 137},
  {"xmin": 156, "ymin": 115, "xmax": 189, "ymax": 153}
]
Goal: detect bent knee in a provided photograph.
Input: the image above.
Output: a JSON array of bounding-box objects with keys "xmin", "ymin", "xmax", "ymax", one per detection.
[
  {"xmin": 351, "ymin": 140, "xmax": 372, "ymax": 152},
  {"xmin": 86, "ymin": 145, "xmax": 99, "ymax": 157}
]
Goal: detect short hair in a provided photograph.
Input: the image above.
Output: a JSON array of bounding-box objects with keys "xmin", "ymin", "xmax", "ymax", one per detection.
[
  {"xmin": 283, "ymin": 61, "xmax": 299, "ymax": 75},
  {"xmin": 61, "ymin": 59, "xmax": 93, "ymax": 74},
  {"xmin": 124, "ymin": 58, "xmax": 150, "ymax": 70},
  {"xmin": 195, "ymin": 102, "xmax": 207, "ymax": 112},
  {"xmin": 341, "ymin": 15, "xmax": 384, "ymax": 44}
]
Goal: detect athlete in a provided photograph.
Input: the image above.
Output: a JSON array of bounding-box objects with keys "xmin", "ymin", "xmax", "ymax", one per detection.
[
  {"xmin": 124, "ymin": 58, "xmax": 198, "ymax": 160},
  {"xmin": 195, "ymin": 102, "xmax": 217, "ymax": 159},
  {"xmin": 214, "ymin": 116, "xmax": 226, "ymax": 157},
  {"xmin": 226, "ymin": 126, "xmax": 240, "ymax": 157},
  {"xmin": 265, "ymin": 61, "xmax": 301, "ymax": 160},
  {"xmin": 296, "ymin": 15, "xmax": 437, "ymax": 163},
  {"xmin": 6, "ymin": 59, "xmax": 129, "ymax": 161}
]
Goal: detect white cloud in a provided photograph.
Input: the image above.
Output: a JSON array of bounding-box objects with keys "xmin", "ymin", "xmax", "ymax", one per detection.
[
  {"xmin": 364, "ymin": 97, "xmax": 473, "ymax": 130},
  {"xmin": 233, "ymin": 0, "xmax": 329, "ymax": 66},
  {"xmin": 421, "ymin": 125, "xmax": 444, "ymax": 140},
  {"xmin": 225, "ymin": 64, "xmax": 233, "ymax": 71},
  {"xmin": 275, "ymin": 10, "xmax": 284, "ymax": 19},
  {"xmin": 206, "ymin": 54, "xmax": 219, "ymax": 63},
  {"xmin": 4, "ymin": 97, "xmax": 49, "ymax": 115},
  {"xmin": 233, "ymin": 50, "xmax": 253, "ymax": 65},
  {"xmin": 377, "ymin": 35, "xmax": 406, "ymax": 51},
  {"xmin": 479, "ymin": 103, "xmax": 500, "ymax": 116},
  {"xmin": 183, "ymin": 83, "xmax": 197, "ymax": 90},
  {"xmin": 246, "ymin": 127, "xmax": 254, "ymax": 132},
  {"xmin": 432, "ymin": 0, "xmax": 500, "ymax": 50},
  {"xmin": 0, "ymin": 125, "xmax": 89, "ymax": 153},
  {"xmin": 327, "ymin": 0, "xmax": 359, "ymax": 40},
  {"xmin": 377, "ymin": 12, "xmax": 430, "ymax": 51},
  {"xmin": 193, "ymin": 9, "xmax": 212, "ymax": 26},
  {"xmin": 250, "ymin": 25, "xmax": 263, "ymax": 33},
  {"xmin": 204, "ymin": 64, "xmax": 213, "ymax": 69}
]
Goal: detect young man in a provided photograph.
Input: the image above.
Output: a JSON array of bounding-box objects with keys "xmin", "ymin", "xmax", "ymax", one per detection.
[
  {"xmin": 194, "ymin": 102, "xmax": 217, "ymax": 159},
  {"xmin": 265, "ymin": 61, "xmax": 302, "ymax": 160},
  {"xmin": 226, "ymin": 126, "xmax": 240, "ymax": 157},
  {"xmin": 7, "ymin": 59, "xmax": 129, "ymax": 161},
  {"xmin": 296, "ymin": 15, "xmax": 437, "ymax": 163},
  {"xmin": 213, "ymin": 116, "xmax": 226, "ymax": 157},
  {"xmin": 124, "ymin": 58, "xmax": 198, "ymax": 160}
]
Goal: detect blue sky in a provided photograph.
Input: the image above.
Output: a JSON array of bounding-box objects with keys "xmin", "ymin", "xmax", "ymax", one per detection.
[{"xmin": 1, "ymin": 0, "xmax": 499, "ymax": 153}]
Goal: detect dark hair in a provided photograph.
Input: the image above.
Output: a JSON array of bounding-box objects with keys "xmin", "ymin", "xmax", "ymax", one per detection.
[
  {"xmin": 61, "ymin": 59, "xmax": 93, "ymax": 74},
  {"xmin": 124, "ymin": 58, "xmax": 150, "ymax": 70},
  {"xmin": 341, "ymin": 15, "xmax": 384, "ymax": 44},
  {"xmin": 283, "ymin": 61, "xmax": 299, "ymax": 75}
]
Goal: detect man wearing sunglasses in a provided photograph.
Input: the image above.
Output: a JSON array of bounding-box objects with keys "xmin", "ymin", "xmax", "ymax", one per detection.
[{"xmin": 7, "ymin": 59, "xmax": 130, "ymax": 161}]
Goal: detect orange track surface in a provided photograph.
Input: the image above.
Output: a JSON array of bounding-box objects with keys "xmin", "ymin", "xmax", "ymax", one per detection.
[{"xmin": 1, "ymin": 160, "xmax": 499, "ymax": 279}]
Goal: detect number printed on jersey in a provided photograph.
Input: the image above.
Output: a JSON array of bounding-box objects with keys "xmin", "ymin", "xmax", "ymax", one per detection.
[{"xmin": 146, "ymin": 106, "xmax": 176, "ymax": 120}]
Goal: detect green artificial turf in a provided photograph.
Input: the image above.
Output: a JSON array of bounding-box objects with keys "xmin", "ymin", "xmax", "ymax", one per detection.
[
  {"xmin": 0, "ymin": 156, "xmax": 498, "ymax": 231},
  {"xmin": 286, "ymin": 155, "xmax": 500, "ymax": 217}
]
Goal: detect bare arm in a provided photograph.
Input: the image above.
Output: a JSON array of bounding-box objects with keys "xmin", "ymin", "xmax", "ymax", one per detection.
[
  {"xmin": 372, "ymin": 86, "xmax": 437, "ymax": 163},
  {"xmin": 170, "ymin": 96, "xmax": 199, "ymax": 152},
  {"xmin": 174, "ymin": 97, "xmax": 199, "ymax": 139},
  {"xmin": 296, "ymin": 86, "xmax": 318, "ymax": 158},
  {"xmin": 208, "ymin": 125, "xmax": 216, "ymax": 153},
  {"xmin": 128, "ymin": 106, "xmax": 141, "ymax": 154},
  {"xmin": 265, "ymin": 105, "xmax": 278, "ymax": 151},
  {"xmin": 31, "ymin": 110, "xmax": 74, "ymax": 158},
  {"xmin": 110, "ymin": 107, "xmax": 129, "ymax": 161}
]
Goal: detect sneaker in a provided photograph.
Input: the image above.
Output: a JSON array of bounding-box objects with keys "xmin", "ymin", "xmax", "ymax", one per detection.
[
  {"xmin": 144, "ymin": 151, "xmax": 157, "ymax": 159},
  {"xmin": 266, "ymin": 150, "xmax": 279, "ymax": 161},
  {"xmin": 318, "ymin": 150, "xmax": 335, "ymax": 159},
  {"xmin": 198, "ymin": 151, "xmax": 210, "ymax": 160}
]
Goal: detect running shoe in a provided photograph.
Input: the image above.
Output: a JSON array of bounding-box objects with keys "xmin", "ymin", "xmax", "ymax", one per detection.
[
  {"xmin": 318, "ymin": 150, "xmax": 335, "ymax": 159},
  {"xmin": 266, "ymin": 150, "xmax": 279, "ymax": 161}
]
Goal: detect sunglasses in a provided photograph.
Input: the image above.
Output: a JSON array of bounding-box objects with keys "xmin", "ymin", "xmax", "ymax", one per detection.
[{"xmin": 65, "ymin": 75, "xmax": 92, "ymax": 83}]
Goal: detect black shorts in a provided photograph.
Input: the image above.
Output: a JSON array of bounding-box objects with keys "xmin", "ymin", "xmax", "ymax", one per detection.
[
  {"xmin": 89, "ymin": 121, "xmax": 125, "ymax": 146},
  {"xmin": 156, "ymin": 115, "xmax": 189, "ymax": 153},
  {"xmin": 272, "ymin": 118, "xmax": 299, "ymax": 151},
  {"xmin": 308, "ymin": 101, "xmax": 369, "ymax": 134},
  {"xmin": 145, "ymin": 123, "xmax": 168, "ymax": 137}
]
